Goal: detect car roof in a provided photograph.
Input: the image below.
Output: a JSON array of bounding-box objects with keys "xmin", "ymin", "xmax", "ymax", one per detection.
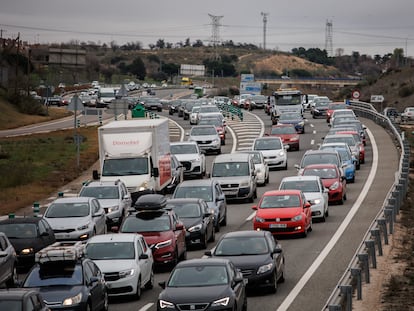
[
  {"xmin": 263, "ymin": 189, "xmax": 303, "ymax": 196},
  {"xmin": 176, "ymin": 258, "xmax": 230, "ymax": 268},
  {"xmin": 303, "ymin": 163, "xmax": 339, "ymax": 170},
  {"xmin": 304, "ymin": 149, "xmax": 339, "ymax": 155},
  {"xmin": 167, "ymin": 198, "xmax": 204, "ymax": 204},
  {"xmin": 170, "ymin": 141, "xmax": 198, "ymax": 146},
  {"xmin": 87, "ymin": 233, "xmax": 140, "ymax": 243},
  {"xmin": 220, "ymin": 230, "xmax": 267, "ymax": 239},
  {"xmin": 272, "ymin": 123, "xmax": 296, "ymax": 128},
  {"xmin": 176, "ymin": 178, "xmax": 217, "ymax": 187},
  {"xmin": 213, "ymin": 153, "xmax": 251, "ymax": 163},
  {"xmin": 254, "ymin": 136, "xmax": 282, "ymax": 142},
  {"xmin": 281, "ymin": 175, "xmax": 321, "ymax": 182},
  {"xmin": 82, "ymin": 180, "xmax": 122, "ymax": 187},
  {"xmin": 0, "ymin": 216, "xmax": 43, "ymax": 224},
  {"xmin": 50, "ymin": 197, "xmax": 93, "ymax": 203}
]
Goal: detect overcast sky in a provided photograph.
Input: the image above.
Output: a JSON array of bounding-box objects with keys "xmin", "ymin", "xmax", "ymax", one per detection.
[{"xmin": 1, "ymin": 0, "xmax": 414, "ymax": 57}]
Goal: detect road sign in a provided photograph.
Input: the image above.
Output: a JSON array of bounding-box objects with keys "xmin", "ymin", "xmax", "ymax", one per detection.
[
  {"xmin": 370, "ymin": 95, "xmax": 384, "ymax": 103},
  {"xmin": 67, "ymin": 95, "xmax": 84, "ymax": 112},
  {"xmin": 352, "ymin": 90, "xmax": 360, "ymax": 99},
  {"xmin": 241, "ymin": 74, "xmax": 255, "ymax": 83},
  {"xmin": 240, "ymin": 82, "xmax": 261, "ymax": 94}
]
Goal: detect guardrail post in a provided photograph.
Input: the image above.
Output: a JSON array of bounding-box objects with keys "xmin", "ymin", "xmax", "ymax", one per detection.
[
  {"xmin": 388, "ymin": 197, "xmax": 398, "ymax": 218},
  {"xmin": 358, "ymin": 253, "xmax": 370, "ymax": 283},
  {"xmin": 351, "ymin": 268, "xmax": 362, "ymax": 300},
  {"xmin": 371, "ymin": 228, "xmax": 383, "ymax": 256},
  {"xmin": 377, "ymin": 218, "xmax": 388, "ymax": 245},
  {"xmin": 384, "ymin": 208, "xmax": 394, "ymax": 234},
  {"xmin": 340, "ymin": 285, "xmax": 353, "ymax": 311},
  {"xmin": 365, "ymin": 240, "xmax": 377, "ymax": 269}
]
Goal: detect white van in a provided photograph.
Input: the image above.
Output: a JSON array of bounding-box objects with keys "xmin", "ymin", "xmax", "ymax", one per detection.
[{"xmin": 210, "ymin": 153, "xmax": 257, "ymax": 202}]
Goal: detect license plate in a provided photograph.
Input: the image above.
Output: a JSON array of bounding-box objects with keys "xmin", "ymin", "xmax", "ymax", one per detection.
[
  {"xmin": 56, "ymin": 233, "xmax": 71, "ymax": 239},
  {"xmin": 269, "ymin": 223, "xmax": 286, "ymax": 228},
  {"xmin": 224, "ymin": 190, "xmax": 238, "ymax": 195}
]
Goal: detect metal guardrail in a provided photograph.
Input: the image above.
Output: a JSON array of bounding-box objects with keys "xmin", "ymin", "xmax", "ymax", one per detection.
[
  {"xmin": 216, "ymin": 103, "xmax": 244, "ymax": 121},
  {"xmin": 322, "ymin": 100, "xmax": 411, "ymax": 310}
]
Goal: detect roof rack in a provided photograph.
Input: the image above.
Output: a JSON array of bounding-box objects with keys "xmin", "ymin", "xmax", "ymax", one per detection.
[{"xmin": 35, "ymin": 241, "xmax": 85, "ymax": 264}]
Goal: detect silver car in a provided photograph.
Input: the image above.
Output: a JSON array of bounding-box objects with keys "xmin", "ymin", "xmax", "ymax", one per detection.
[
  {"xmin": 43, "ymin": 197, "xmax": 106, "ymax": 241},
  {"xmin": 170, "ymin": 141, "xmax": 206, "ymax": 178},
  {"xmin": 187, "ymin": 125, "xmax": 221, "ymax": 154}
]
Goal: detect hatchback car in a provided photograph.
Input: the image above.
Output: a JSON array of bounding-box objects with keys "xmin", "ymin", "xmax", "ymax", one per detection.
[
  {"xmin": 252, "ymin": 189, "xmax": 312, "ymax": 238},
  {"xmin": 43, "ymin": 197, "xmax": 106, "ymax": 241},
  {"xmin": 85, "ymin": 233, "xmax": 154, "ymax": 299},
  {"xmin": 311, "ymin": 100, "xmax": 330, "ymax": 119},
  {"xmin": 320, "ymin": 142, "xmax": 357, "ymax": 182},
  {"xmin": 295, "ymin": 149, "xmax": 343, "ymax": 176},
  {"xmin": 237, "ymin": 150, "xmax": 269, "ymax": 186},
  {"xmin": 78, "ymin": 180, "xmax": 131, "ymax": 229},
  {"xmin": 168, "ymin": 100, "xmax": 182, "ymax": 115},
  {"xmin": 119, "ymin": 194, "xmax": 187, "ymax": 268},
  {"xmin": 0, "ymin": 217, "xmax": 56, "ymax": 270},
  {"xmin": 322, "ymin": 134, "xmax": 361, "ymax": 170},
  {"xmin": 326, "ymin": 102, "xmax": 350, "ymax": 123},
  {"xmin": 252, "ymin": 136, "xmax": 288, "ymax": 170},
  {"xmin": 276, "ymin": 112, "xmax": 305, "ymax": 133},
  {"xmin": 198, "ymin": 117, "xmax": 226, "ymax": 145},
  {"xmin": 205, "ymin": 230, "xmax": 285, "ymax": 293},
  {"xmin": 157, "ymin": 258, "xmax": 247, "ymax": 311},
  {"xmin": 268, "ymin": 124, "xmax": 300, "ymax": 151},
  {"xmin": 172, "ymin": 179, "xmax": 227, "ymax": 232},
  {"xmin": 0, "ymin": 288, "xmax": 49, "ymax": 311},
  {"xmin": 0, "ymin": 232, "xmax": 17, "ymax": 287},
  {"xmin": 401, "ymin": 107, "xmax": 414, "ymax": 121},
  {"xmin": 279, "ymin": 176, "xmax": 329, "ymax": 222},
  {"xmin": 300, "ymin": 164, "xmax": 347, "ymax": 205},
  {"xmin": 187, "ymin": 125, "xmax": 221, "ymax": 154},
  {"xmin": 166, "ymin": 198, "xmax": 215, "ymax": 249}
]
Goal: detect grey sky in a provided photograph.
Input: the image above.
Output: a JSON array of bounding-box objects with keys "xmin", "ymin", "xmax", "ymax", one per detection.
[{"xmin": 1, "ymin": 0, "xmax": 414, "ymax": 57}]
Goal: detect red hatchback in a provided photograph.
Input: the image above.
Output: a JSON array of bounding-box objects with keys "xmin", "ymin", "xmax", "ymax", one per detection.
[
  {"xmin": 252, "ymin": 190, "xmax": 312, "ymax": 238},
  {"xmin": 326, "ymin": 102, "xmax": 350, "ymax": 123},
  {"xmin": 268, "ymin": 124, "xmax": 300, "ymax": 151},
  {"xmin": 301, "ymin": 164, "xmax": 347, "ymax": 205}
]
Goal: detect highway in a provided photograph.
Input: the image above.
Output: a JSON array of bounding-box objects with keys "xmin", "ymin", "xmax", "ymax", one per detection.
[{"xmin": 5, "ymin": 90, "xmax": 399, "ymax": 311}]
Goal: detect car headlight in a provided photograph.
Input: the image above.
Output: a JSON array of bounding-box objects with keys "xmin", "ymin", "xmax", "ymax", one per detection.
[
  {"xmin": 159, "ymin": 300, "xmax": 174, "ymax": 309},
  {"xmin": 119, "ymin": 269, "xmax": 135, "ymax": 278},
  {"xmin": 63, "ymin": 292, "xmax": 82, "ymax": 306},
  {"xmin": 21, "ymin": 248, "xmax": 34, "ymax": 255},
  {"xmin": 292, "ymin": 214, "xmax": 303, "ymax": 221},
  {"xmin": 298, "ymin": 121, "xmax": 305, "ymax": 126},
  {"xmin": 330, "ymin": 181, "xmax": 339, "ymax": 190},
  {"xmin": 310, "ymin": 199, "xmax": 321, "ymax": 205},
  {"xmin": 255, "ymin": 216, "xmax": 265, "ymax": 223},
  {"xmin": 155, "ymin": 239, "xmax": 172, "ymax": 249},
  {"xmin": 278, "ymin": 150, "xmax": 285, "ymax": 156},
  {"xmin": 213, "ymin": 139, "xmax": 220, "ymax": 144},
  {"xmin": 290, "ymin": 137, "xmax": 299, "ymax": 141},
  {"xmin": 211, "ymin": 297, "xmax": 230, "ymax": 307},
  {"xmin": 77, "ymin": 222, "xmax": 91, "ymax": 231},
  {"xmin": 188, "ymin": 224, "xmax": 202, "ymax": 232},
  {"xmin": 138, "ymin": 181, "xmax": 149, "ymax": 191},
  {"xmin": 107, "ymin": 205, "xmax": 119, "ymax": 213},
  {"xmin": 257, "ymin": 262, "xmax": 274, "ymax": 274},
  {"xmin": 191, "ymin": 157, "xmax": 200, "ymax": 163}
]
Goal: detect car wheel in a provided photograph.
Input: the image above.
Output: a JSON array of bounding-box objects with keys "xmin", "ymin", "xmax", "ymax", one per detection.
[
  {"xmin": 284, "ymin": 161, "xmax": 288, "ymax": 170},
  {"xmin": 135, "ymin": 277, "xmax": 142, "ymax": 300},
  {"xmin": 217, "ymin": 148, "xmax": 221, "ymax": 155},
  {"xmin": 209, "ymin": 226, "xmax": 216, "ymax": 242},
  {"xmin": 6, "ymin": 265, "xmax": 17, "ymax": 287},
  {"xmin": 220, "ymin": 210, "xmax": 227, "ymax": 226},
  {"xmin": 215, "ymin": 219, "xmax": 220, "ymax": 232},
  {"xmin": 101, "ymin": 291, "xmax": 109, "ymax": 311},
  {"xmin": 265, "ymin": 174, "xmax": 270, "ymax": 184},
  {"xmin": 325, "ymin": 207, "xmax": 329, "ymax": 217},
  {"xmin": 145, "ymin": 267, "xmax": 154, "ymax": 290},
  {"xmin": 180, "ymin": 247, "xmax": 187, "ymax": 261},
  {"xmin": 171, "ymin": 248, "xmax": 179, "ymax": 269},
  {"xmin": 86, "ymin": 301, "xmax": 92, "ymax": 311},
  {"xmin": 344, "ymin": 192, "xmax": 347, "ymax": 201},
  {"xmin": 201, "ymin": 233, "xmax": 208, "ymax": 249},
  {"xmin": 254, "ymin": 188, "xmax": 258, "ymax": 199},
  {"xmin": 356, "ymin": 163, "xmax": 361, "ymax": 170},
  {"xmin": 269, "ymin": 270, "xmax": 278, "ymax": 293}
]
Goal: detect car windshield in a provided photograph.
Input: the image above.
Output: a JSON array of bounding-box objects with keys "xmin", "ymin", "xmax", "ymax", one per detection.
[
  {"xmin": 198, "ymin": 118, "xmax": 221, "ymax": 126},
  {"xmin": 303, "ymin": 168, "xmax": 338, "ymax": 179},
  {"xmin": 260, "ymin": 195, "xmax": 301, "ymax": 208},
  {"xmin": 315, "ymin": 101, "xmax": 329, "ymax": 107},
  {"xmin": 170, "ymin": 144, "xmax": 198, "ymax": 154},
  {"xmin": 329, "ymin": 104, "xmax": 348, "ymax": 110},
  {"xmin": 102, "ymin": 157, "xmax": 148, "ymax": 176},
  {"xmin": 80, "ymin": 186, "xmax": 119, "ymax": 199},
  {"xmin": 174, "ymin": 186, "xmax": 213, "ymax": 202},
  {"xmin": 280, "ymin": 181, "xmax": 320, "ymax": 192},
  {"xmin": 212, "ymin": 162, "xmax": 249, "ymax": 177},
  {"xmin": 121, "ymin": 213, "xmax": 171, "ymax": 232},
  {"xmin": 45, "ymin": 203, "xmax": 90, "ymax": 218},
  {"xmin": 302, "ymin": 154, "xmax": 339, "ymax": 167},
  {"xmin": 0, "ymin": 223, "xmax": 38, "ymax": 238},
  {"xmin": 324, "ymin": 136, "xmax": 356, "ymax": 146},
  {"xmin": 191, "ymin": 127, "xmax": 217, "ymax": 136},
  {"xmin": 199, "ymin": 106, "xmax": 220, "ymax": 113},
  {"xmin": 254, "ymin": 139, "xmax": 282, "ymax": 150},
  {"xmin": 168, "ymin": 265, "xmax": 228, "ymax": 287},
  {"xmin": 24, "ymin": 263, "xmax": 83, "ymax": 287},
  {"xmin": 214, "ymin": 237, "xmax": 269, "ymax": 256},
  {"xmin": 168, "ymin": 203, "xmax": 202, "ymax": 218},
  {"xmin": 321, "ymin": 147, "xmax": 350, "ymax": 161},
  {"xmin": 86, "ymin": 242, "xmax": 135, "ymax": 260},
  {"xmin": 271, "ymin": 126, "xmax": 296, "ymax": 135}
]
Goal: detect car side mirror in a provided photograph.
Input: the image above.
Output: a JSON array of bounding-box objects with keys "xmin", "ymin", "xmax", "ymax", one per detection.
[
  {"xmin": 204, "ymin": 250, "xmax": 212, "ymax": 257},
  {"xmin": 152, "ymin": 167, "xmax": 159, "ymax": 177},
  {"xmin": 252, "ymin": 205, "xmax": 258, "ymax": 210},
  {"xmin": 92, "ymin": 170, "xmax": 100, "ymax": 180},
  {"xmin": 176, "ymin": 223, "xmax": 184, "ymax": 230},
  {"xmin": 304, "ymin": 202, "xmax": 311, "ymax": 208},
  {"xmin": 139, "ymin": 253, "xmax": 149, "ymax": 260},
  {"xmin": 89, "ymin": 276, "xmax": 99, "ymax": 286},
  {"xmin": 159, "ymin": 281, "xmax": 166, "ymax": 289}
]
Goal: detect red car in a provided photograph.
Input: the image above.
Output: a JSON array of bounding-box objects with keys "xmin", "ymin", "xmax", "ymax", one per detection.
[
  {"xmin": 268, "ymin": 124, "xmax": 300, "ymax": 151},
  {"xmin": 326, "ymin": 102, "xmax": 350, "ymax": 123},
  {"xmin": 252, "ymin": 189, "xmax": 312, "ymax": 238},
  {"xmin": 335, "ymin": 130, "xmax": 365, "ymax": 164},
  {"xmin": 300, "ymin": 164, "xmax": 347, "ymax": 205}
]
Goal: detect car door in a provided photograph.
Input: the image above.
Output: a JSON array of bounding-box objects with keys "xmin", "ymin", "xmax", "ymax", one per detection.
[
  {"xmin": 136, "ymin": 237, "xmax": 152, "ymax": 285},
  {"xmin": 119, "ymin": 183, "xmax": 132, "ymax": 216},
  {"xmin": 39, "ymin": 219, "xmax": 56, "ymax": 247},
  {"xmin": 84, "ymin": 261, "xmax": 105, "ymax": 311},
  {"xmin": 228, "ymin": 262, "xmax": 245, "ymax": 309},
  {"xmin": 0, "ymin": 236, "xmax": 12, "ymax": 284},
  {"xmin": 92, "ymin": 199, "xmax": 106, "ymax": 234},
  {"xmin": 171, "ymin": 213, "xmax": 186, "ymax": 256},
  {"xmin": 266, "ymin": 233, "xmax": 284, "ymax": 280},
  {"xmin": 214, "ymin": 183, "xmax": 226, "ymax": 223}
]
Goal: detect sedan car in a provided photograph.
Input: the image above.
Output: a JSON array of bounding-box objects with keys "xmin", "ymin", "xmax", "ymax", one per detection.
[
  {"xmin": 205, "ymin": 230, "xmax": 284, "ymax": 293},
  {"xmin": 85, "ymin": 233, "xmax": 154, "ymax": 299},
  {"xmin": 0, "ymin": 232, "xmax": 17, "ymax": 287},
  {"xmin": 43, "ymin": 197, "xmax": 106, "ymax": 241},
  {"xmin": 157, "ymin": 258, "xmax": 247, "ymax": 311},
  {"xmin": 300, "ymin": 164, "xmax": 347, "ymax": 205},
  {"xmin": 252, "ymin": 136, "xmax": 288, "ymax": 170},
  {"xmin": 276, "ymin": 112, "xmax": 305, "ymax": 133},
  {"xmin": 0, "ymin": 217, "xmax": 56, "ymax": 270},
  {"xmin": 268, "ymin": 124, "xmax": 300, "ymax": 151},
  {"xmin": 252, "ymin": 189, "xmax": 312, "ymax": 238},
  {"xmin": 141, "ymin": 97, "xmax": 163, "ymax": 112},
  {"xmin": 400, "ymin": 106, "xmax": 414, "ymax": 122},
  {"xmin": 166, "ymin": 198, "xmax": 215, "ymax": 249},
  {"xmin": 279, "ymin": 176, "xmax": 329, "ymax": 222},
  {"xmin": 0, "ymin": 288, "xmax": 49, "ymax": 311},
  {"xmin": 187, "ymin": 125, "xmax": 221, "ymax": 154}
]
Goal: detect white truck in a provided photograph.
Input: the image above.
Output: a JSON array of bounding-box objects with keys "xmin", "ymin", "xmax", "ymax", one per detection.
[{"xmin": 93, "ymin": 119, "xmax": 172, "ymax": 205}]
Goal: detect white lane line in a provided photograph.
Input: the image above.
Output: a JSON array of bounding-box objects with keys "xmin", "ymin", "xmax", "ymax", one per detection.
[
  {"xmin": 276, "ymin": 127, "xmax": 378, "ymax": 311},
  {"xmin": 313, "ymin": 130, "xmax": 316, "ymax": 134},
  {"xmin": 138, "ymin": 303, "xmax": 154, "ymax": 311},
  {"xmin": 310, "ymin": 124, "xmax": 314, "ymax": 128},
  {"xmin": 310, "ymin": 139, "xmax": 315, "ymax": 145}
]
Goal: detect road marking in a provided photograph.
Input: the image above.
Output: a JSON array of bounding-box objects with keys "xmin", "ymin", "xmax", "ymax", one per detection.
[
  {"xmin": 310, "ymin": 139, "xmax": 314, "ymax": 145},
  {"xmin": 310, "ymin": 124, "xmax": 314, "ymax": 128},
  {"xmin": 138, "ymin": 303, "xmax": 154, "ymax": 311},
  {"xmin": 276, "ymin": 127, "xmax": 378, "ymax": 311}
]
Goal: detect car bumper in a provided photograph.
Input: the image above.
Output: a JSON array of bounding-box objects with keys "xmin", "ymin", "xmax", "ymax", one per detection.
[
  {"xmin": 264, "ymin": 156, "xmax": 287, "ymax": 168},
  {"xmin": 242, "ymin": 268, "xmax": 275, "ymax": 289},
  {"xmin": 254, "ymin": 221, "xmax": 306, "ymax": 236},
  {"xmin": 54, "ymin": 229, "xmax": 94, "ymax": 241},
  {"xmin": 104, "ymin": 273, "xmax": 138, "ymax": 296},
  {"xmin": 328, "ymin": 189, "xmax": 344, "ymax": 203},
  {"xmin": 185, "ymin": 230, "xmax": 205, "ymax": 246},
  {"xmin": 310, "ymin": 203, "xmax": 325, "ymax": 219},
  {"xmin": 222, "ymin": 186, "xmax": 252, "ymax": 199}
]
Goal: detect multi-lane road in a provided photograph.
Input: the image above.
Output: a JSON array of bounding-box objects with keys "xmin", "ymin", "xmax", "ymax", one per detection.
[{"xmin": 4, "ymin": 90, "xmax": 399, "ymax": 311}]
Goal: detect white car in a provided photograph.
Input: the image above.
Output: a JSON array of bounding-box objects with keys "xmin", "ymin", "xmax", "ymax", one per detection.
[
  {"xmin": 279, "ymin": 175, "xmax": 329, "ymax": 222},
  {"xmin": 189, "ymin": 106, "xmax": 201, "ymax": 125},
  {"xmin": 252, "ymin": 136, "xmax": 288, "ymax": 170},
  {"xmin": 85, "ymin": 233, "xmax": 154, "ymax": 299},
  {"xmin": 170, "ymin": 141, "xmax": 206, "ymax": 178},
  {"xmin": 43, "ymin": 197, "xmax": 106, "ymax": 241},
  {"xmin": 237, "ymin": 150, "xmax": 269, "ymax": 185}
]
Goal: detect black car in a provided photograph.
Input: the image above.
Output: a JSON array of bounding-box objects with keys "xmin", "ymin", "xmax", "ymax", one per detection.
[
  {"xmin": 167, "ymin": 154, "xmax": 184, "ymax": 193},
  {"xmin": 168, "ymin": 100, "xmax": 183, "ymax": 115},
  {"xmin": 166, "ymin": 198, "xmax": 215, "ymax": 249},
  {"xmin": 0, "ymin": 288, "xmax": 50, "ymax": 311},
  {"xmin": 157, "ymin": 258, "xmax": 247, "ymax": 311},
  {"xmin": 22, "ymin": 242, "xmax": 108, "ymax": 311},
  {"xmin": 141, "ymin": 97, "xmax": 162, "ymax": 111},
  {"xmin": 205, "ymin": 230, "xmax": 285, "ymax": 293},
  {"xmin": 0, "ymin": 216, "xmax": 56, "ymax": 270}
]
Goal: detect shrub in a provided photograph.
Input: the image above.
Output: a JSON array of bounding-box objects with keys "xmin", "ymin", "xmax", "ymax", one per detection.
[{"xmin": 398, "ymin": 85, "xmax": 414, "ymax": 97}]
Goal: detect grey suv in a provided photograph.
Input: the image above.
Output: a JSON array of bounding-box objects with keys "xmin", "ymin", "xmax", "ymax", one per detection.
[{"xmin": 79, "ymin": 180, "xmax": 132, "ymax": 229}]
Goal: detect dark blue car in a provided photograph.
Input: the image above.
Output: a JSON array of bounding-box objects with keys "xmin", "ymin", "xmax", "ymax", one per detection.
[{"xmin": 277, "ymin": 112, "xmax": 305, "ymax": 134}]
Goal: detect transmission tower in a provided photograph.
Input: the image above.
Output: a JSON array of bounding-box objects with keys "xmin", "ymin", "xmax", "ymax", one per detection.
[
  {"xmin": 208, "ymin": 14, "xmax": 223, "ymax": 60},
  {"xmin": 325, "ymin": 19, "xmax": 333, "ymax": 57},
  {"xmin": 261, "ymin": 12, "xmax": 269, "ymax": 50}
]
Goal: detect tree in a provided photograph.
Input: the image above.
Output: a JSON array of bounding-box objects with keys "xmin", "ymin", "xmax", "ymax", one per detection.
[
  {"xmin": 129, "ymin": 57, "xmax": 146, "ymax": 80},
  {"xmin": 184, "ymin": 38, "xmax": 191, "ymax": 47},
  {"xmin": 156, "ymin": 39, "xmax": 165, "ymax": 49},
  {"xmin": 192, "ymin": 39, "xmax": 204, "ymax": 47}
]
